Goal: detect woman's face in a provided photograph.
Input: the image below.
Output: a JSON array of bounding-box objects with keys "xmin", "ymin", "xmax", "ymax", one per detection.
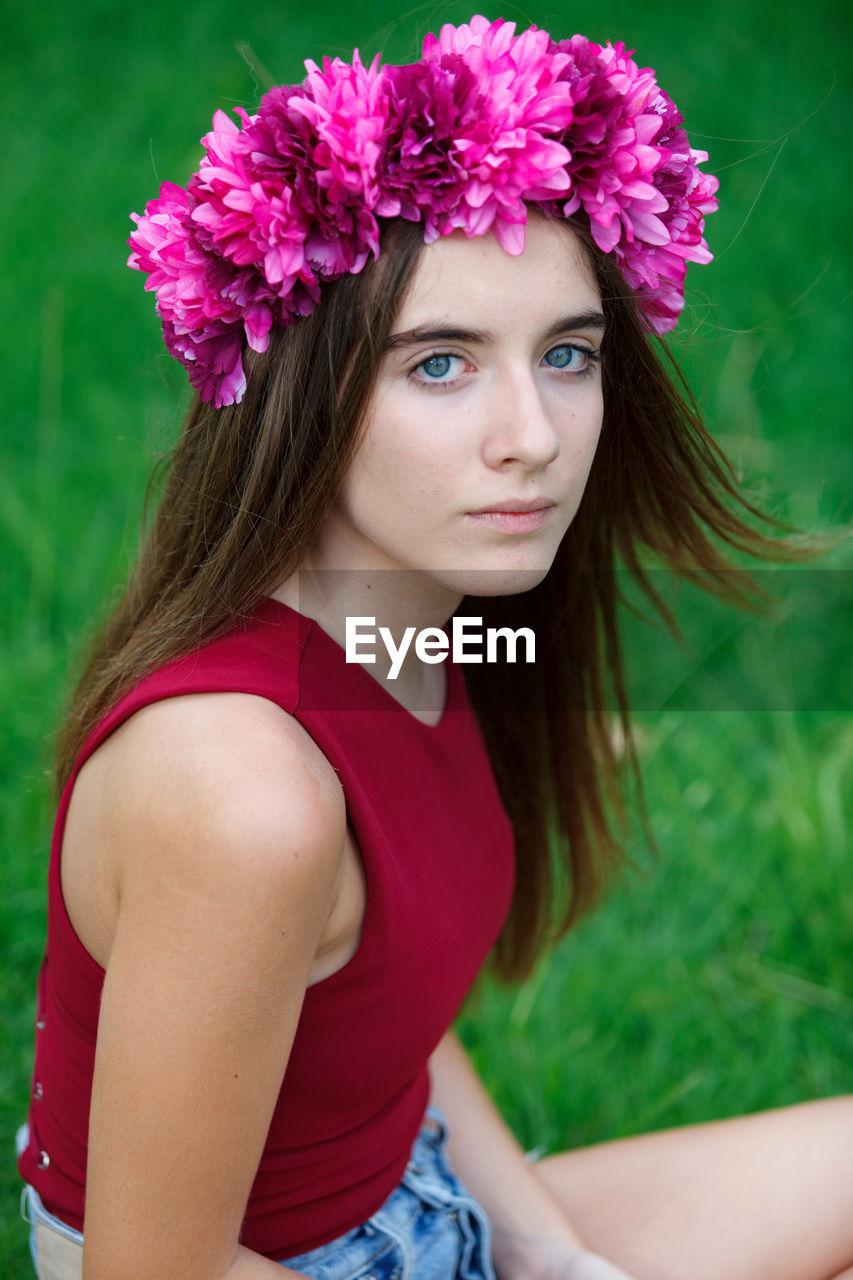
[{"xmin": 314, "ymin": 215, "xmax": 605, "ymax": 599}]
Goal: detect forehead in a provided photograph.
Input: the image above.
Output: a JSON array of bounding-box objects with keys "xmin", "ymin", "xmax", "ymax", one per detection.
[{"xmin": 397, "ymin": 217, "xmax": 601, "ymax": 330}]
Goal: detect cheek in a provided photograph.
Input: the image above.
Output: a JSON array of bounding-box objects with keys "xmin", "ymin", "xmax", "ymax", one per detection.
[
  {"xmin": 349, "ymin": 399, "xmax": 466, "ymax": 507},
  {"xmin": 337, "ymin": 426, "xmax": 444, "ymax": 527},
  {"xmin": 558, "ymin": 389, "xmax": 604, "ymax": 464},
  {"xmin": 585, "ymin": 407, "xmax": 605, "ymax": 460}
]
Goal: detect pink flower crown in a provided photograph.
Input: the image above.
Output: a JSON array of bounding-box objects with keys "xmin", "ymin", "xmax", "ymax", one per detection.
[{"xmin": 128, "ymin": 15, "xmax": 719, "ymax": 408}]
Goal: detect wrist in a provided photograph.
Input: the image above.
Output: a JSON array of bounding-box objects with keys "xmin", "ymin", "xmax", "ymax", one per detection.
[
  {"xmin": 491, "ymin": 1223, "xmax": 588, "ymax": 1280},
  {"xmin": 493, "ymin": 1236, "xmax": 638, "ymax": 1280}
]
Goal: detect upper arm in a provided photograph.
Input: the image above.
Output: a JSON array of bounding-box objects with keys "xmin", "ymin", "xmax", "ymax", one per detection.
[{"xmin": 80, "ymin": 694, "xmax": 346, "ymax": 1279}]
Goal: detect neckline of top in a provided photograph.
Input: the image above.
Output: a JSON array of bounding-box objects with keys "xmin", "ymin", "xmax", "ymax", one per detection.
[{"xmin": 257, "ymin": 595, "xmax": 462, "ymax": 731}]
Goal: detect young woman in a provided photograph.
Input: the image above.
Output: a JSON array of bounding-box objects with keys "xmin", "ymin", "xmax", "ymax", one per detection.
[{"xmin": 16, "ymin": 16, "xmax": 853, "ymax": 1280}]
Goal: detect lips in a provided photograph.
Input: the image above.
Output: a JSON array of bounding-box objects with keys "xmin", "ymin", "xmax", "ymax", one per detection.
[
  {"xmin": 470, "ymin": 498, "xmax": 556, "ymax": 514},
  {"xmin": 467, "ymin": 500, "xmax": 556, "ymax": 533}
]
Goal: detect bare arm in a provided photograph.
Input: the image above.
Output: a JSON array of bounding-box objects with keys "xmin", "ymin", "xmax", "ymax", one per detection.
[
  {"xmin": 78, "ymin": 694, "xmax": 347, "ymax": 1280},
  {"xmin": 428, "ymin": 1031, "xmax": 638, "ymax": 1280}
]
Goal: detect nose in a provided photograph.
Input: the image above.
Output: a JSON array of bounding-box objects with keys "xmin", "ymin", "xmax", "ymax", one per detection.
[{"xmin": 481, "ymin": 365, "xmax": 561, "ymax": 472}]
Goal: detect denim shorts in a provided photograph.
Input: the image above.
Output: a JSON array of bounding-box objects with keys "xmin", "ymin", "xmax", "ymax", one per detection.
[
  {"xmin": 277, "ymin": 1108, "xmax": 496, "ymax": 1279},
  {"xmin": 17, "ymin": 1109, "xmax": 497, "ymax": 1280}
]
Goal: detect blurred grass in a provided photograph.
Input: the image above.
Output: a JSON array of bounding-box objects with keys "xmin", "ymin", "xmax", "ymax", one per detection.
[
  {"xmin": 1, "ymin": 0, "xmax": 851, "ymax": 1273},
  {"xmin": 461, "ymin": 711, "xmax": 853, "ymax": 1153}
]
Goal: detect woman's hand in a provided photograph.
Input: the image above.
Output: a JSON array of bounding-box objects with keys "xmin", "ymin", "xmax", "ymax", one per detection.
[
  {"xmin": 494, "ymin": 1230, "xmax": 640, "ymax": 1280},
  {"xmin": 549, "ymin": 1249, "xmax": 639, "ymax": 1280}
]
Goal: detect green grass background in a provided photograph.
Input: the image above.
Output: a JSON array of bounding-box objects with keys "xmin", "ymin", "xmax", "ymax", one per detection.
[{"xmin": 2, "ymin": 0, "xmax": 851, "ymax": 1272}]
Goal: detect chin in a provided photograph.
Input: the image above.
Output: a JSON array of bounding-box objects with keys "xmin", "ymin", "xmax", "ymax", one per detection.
[{"xmin": 431, "ymin": 563, "xmax": 553, "ymax": 598}]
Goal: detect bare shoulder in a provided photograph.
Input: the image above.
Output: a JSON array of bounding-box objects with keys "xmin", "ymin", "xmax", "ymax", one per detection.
[
  {"xmin": 63, "ymin": 692, "xmax": 347, "ymax": 966},
  {"xmin": 116, "ymin": 691, "xmax": 341, "ymax": 839}
]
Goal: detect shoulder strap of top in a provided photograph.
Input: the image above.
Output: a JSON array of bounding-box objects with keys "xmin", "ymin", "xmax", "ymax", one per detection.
[{"xmin": 70, "ymin": 599, "xmax": 308, "ymax": 781}]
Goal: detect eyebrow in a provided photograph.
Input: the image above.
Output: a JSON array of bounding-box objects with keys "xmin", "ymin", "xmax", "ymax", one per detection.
[{"xmin": 384, "ymin": 311, "xmax": 608, "ymax": 351}]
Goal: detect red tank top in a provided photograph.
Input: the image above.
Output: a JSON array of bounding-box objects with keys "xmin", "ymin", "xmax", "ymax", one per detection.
[{"xmin": 17, "ymin": 597, "xmax": 515, "ymax": 1259}]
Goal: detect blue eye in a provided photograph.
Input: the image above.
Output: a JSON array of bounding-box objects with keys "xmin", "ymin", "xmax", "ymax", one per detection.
[
  {"xmin": 419, "ymin": 355, "xmax": 454, "ymax": 379},
  {"xmin": 544, "ymin": 344, "xmax": 587, "ymax": 371}
]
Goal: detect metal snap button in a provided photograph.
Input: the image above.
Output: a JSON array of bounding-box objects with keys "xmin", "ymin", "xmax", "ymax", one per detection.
[
  {"xmin": 35, "ymin": 1018, "xmax": 46, "ymax": 1031},
  {"xmin": 37, "ymin": 1151, "xmax": 50, "ymax": 1170},
  {"xmin": 33, "ymin": 1082, "xmax": 43, "ymax": 1101}
]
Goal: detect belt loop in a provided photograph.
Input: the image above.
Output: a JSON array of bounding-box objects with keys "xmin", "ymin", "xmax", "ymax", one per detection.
[{"xmin": 424, "ymin": 1103, "xmax": 449, "ymax": 1144}]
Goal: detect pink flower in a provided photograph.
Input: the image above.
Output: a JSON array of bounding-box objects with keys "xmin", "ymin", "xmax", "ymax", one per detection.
[
  {"xmin": 129, "ymin": 175, "xmax": 285, "ymax": 404},
  {"xmin": 545, "ymin": 35, "xmax": 718, "ymax": 331},
  {"xmin": 245, "ymin": 55, "xmax": 387, "ymax": 277},
  {"xmin": 416, "ymin": 18, "xmax": 577, "ymax": 251},
  {"xmin": 163, "ymin": 320, "xmax": 246, "ymax": 408}
]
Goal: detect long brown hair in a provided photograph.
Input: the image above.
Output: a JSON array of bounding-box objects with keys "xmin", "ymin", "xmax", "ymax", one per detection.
[{"xmin": 57, "ymin": 215, "xmax": 812, "ymax": 980}]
